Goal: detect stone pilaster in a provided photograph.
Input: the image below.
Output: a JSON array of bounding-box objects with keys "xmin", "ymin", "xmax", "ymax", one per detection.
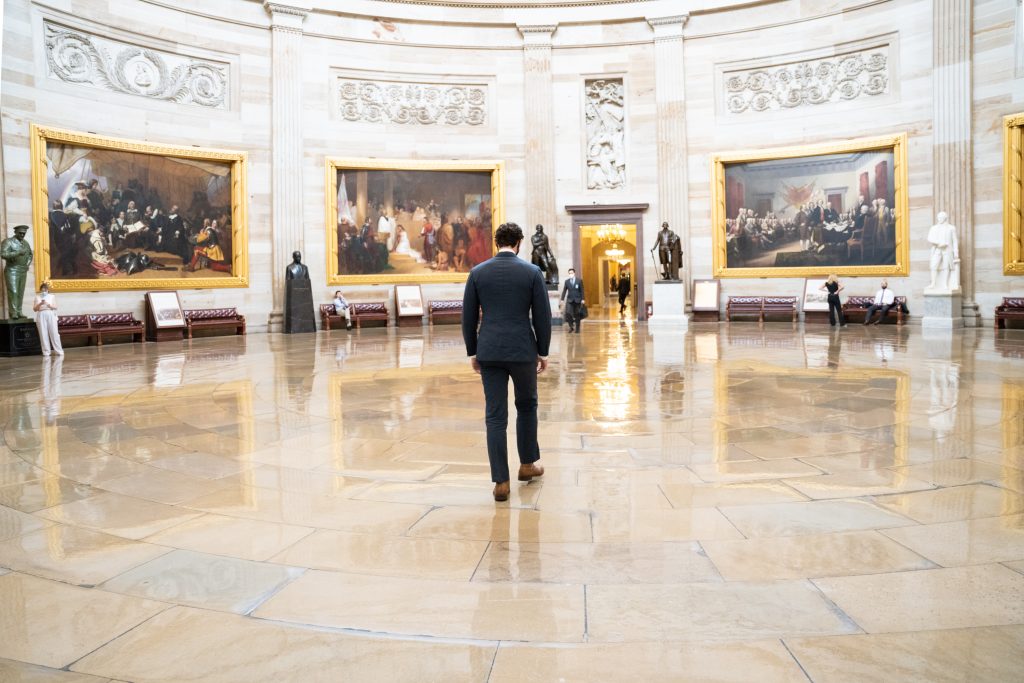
[
  {"xmin": 517, "ymin": 25, "xmax": 557, "ymax": 244},
  {"xmin": 647, "ymin": 15, "xmax": 690, "ymax": 303},
  {"xmin": 265, "ymin": 1, "xmax": 309, "ymax": 332},
  {"xmin": 933, "ymin": 0, "xmax": 979, "ymax": 326}
]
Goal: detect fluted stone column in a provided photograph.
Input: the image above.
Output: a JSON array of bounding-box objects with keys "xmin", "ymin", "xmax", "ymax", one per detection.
[
  {"xmin": 517, "ymin": 25, "xmax": 557, "ymax": 242},
  {"xmin": 933, "ymin": 0, "xmax": 978, "ymax": 326},
  {"xmin": 647, "ymin": 15, "xmax": 691, "ymax": 305},
  {"xmin": 265, "ymin": 1, "xmax": 309, "ymax": 331}
]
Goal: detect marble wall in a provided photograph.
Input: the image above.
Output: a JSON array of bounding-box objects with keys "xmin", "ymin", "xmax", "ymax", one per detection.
[{"xmin": 1, "ymin": 0, "xmax": 1020, "ymax": 329}]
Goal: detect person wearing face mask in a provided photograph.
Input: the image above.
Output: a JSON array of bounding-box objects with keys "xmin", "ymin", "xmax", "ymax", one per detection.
[
  {"xmin": 560, "ymin": 267, "xmax": 585, "ymax": 333},
  {"xmin": 863, "ymin": 279, "xmax": 896, "ymax": 325},
  {"xmin": 32, "ymin": 282, "xmax": 64, "ymax": 356},
  {"xmin": 462, "ymin": 222, "xmax": 551, "ymax": 502}
]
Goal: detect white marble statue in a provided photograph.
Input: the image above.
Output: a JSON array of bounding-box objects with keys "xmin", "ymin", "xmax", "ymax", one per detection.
[
  {"xmin": 926, "ymin": 211, "xmax": 960, "ymax": 293},
  {"xmin": 585, "ymin": 79, "xmax": 625, "ymax": 190}
]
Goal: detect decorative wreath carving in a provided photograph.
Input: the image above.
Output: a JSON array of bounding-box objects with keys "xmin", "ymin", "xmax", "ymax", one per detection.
[
  {"xmin": 725, "ymin": 49, "xmax": 888, "ymax": 115},
  {"xmin": 44, "ymin": 23, "xmax": 228, "ymax": 109},
  {"xmin": 337, "ymin": 78, "xmax": 487, "ymax": 126}
]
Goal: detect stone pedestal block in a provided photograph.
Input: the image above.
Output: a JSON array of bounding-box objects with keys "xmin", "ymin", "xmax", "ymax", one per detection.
[
  {"xmin": 0, "ymin": 320, "xmax": 41, "ymax": 357},
  {"xmin": 921, "ymin": 291, "xmax": 964, "ymax": 329},
  {"xmin": 547, "ymin": 287, "xmax": 563, "ymax": 325},
  {"xmin": 649, "ymin": 280, "xmax": 688, "ymax": 327},
  {"xmin": 284, "ymin": 280, "xmax": 316, "ymax": 334}
]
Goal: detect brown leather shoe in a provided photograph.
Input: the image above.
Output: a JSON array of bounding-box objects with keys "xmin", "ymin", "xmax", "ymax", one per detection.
[
  {"xmin": 493, "ymin": 481, "xmax": 510, "ymax": 502},
  {"xmin": 518, "ymin": 463, "xmax": 544, "ymax": 482}
]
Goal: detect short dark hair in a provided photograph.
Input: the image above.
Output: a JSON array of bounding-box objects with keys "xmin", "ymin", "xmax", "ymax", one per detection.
[{"xmin": 494, "ymin": 222, "xmax": 524, "ymax": 248}]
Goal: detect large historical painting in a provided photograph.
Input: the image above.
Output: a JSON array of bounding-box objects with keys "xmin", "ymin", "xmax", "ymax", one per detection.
[
  {"xmin": 325, "ymin": 158, "xmax": 504, "ymax": 285},
  {"xmin": 711, "ymin": 134, "xmax": 909, "ymax": 278},
  {"xmin": 30, "ymin": 125, "xmax": 248, "ymax": 291}
]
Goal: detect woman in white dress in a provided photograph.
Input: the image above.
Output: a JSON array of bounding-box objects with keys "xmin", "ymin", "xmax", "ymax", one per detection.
[
  {"xmin": 391, "ymin": 225, "xmax": 421, "ymax": 261},
  {"xmin": 32, "ymin": 282, "xmax": 64, "ymax": 356}
]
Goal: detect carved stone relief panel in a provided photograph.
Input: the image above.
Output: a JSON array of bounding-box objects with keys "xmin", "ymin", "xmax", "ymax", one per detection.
[
  {"xmin": 723, "ymin": 44, "xmax": 890, "ymax": 115},
  {"xmin": 336, "ymin": 78, "xmax": 487, "ymax": 126},
  {"xmin": 43, "ymin": 22, "xmax": 229, "ymax": 109},
  {"xmin": 585, "ymin": 78, "xmax": 625, "ymax": 190}
]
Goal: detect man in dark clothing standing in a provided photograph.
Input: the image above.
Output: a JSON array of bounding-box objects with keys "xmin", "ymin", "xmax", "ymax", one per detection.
[
  {"xmin": 560, "ymin": 267, "xmax": 584, "ymax": 333},
  {"xmin": 617, "ymin": 272, "xmax": 631, "ymax": 315},
  {"xmin": 462, "ymin": 222, "xmax": 551, "ymax": 502}
]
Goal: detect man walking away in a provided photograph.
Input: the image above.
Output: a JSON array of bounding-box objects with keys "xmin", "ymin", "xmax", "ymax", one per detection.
[
  {"xmin": 462, "ymin": 222, "xmax": 551, "ymax": 502},
  {"xmin": 561, "ymin": 267, "xmax": 584, "ymax": 333}
]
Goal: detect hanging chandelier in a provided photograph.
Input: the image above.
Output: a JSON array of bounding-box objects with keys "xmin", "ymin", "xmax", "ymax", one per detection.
[
  {"xmin": 596, "ymin": 223, "xmax": 626, "ymax": 242},
  {"xmin": 604, "ymin": 242, "xmax": 625, "ymax": 259}
]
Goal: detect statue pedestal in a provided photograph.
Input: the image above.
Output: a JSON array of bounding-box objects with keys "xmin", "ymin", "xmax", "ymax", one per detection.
[
  {"xmin": 921, "ymin": 290, "xmax": 964, "ymax": 329},
  {"xmin": 648, "ymin": 280, "xmax": 688, "ymax": 328},
  {"xmin": 0, "ymin": 319, "xmax": 41, "ymax": 357},
  {"xmin": 546, "ymin": 285, "xmax": 563, "ymax": 325},
  {"xmin": 284, "ymin": 280, "xmax": 316, "ymax": 334}
]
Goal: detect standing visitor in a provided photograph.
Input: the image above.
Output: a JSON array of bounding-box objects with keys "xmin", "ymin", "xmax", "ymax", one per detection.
[
  {"xmin": 819, "ymin": 274, "xmax": 847, "ymax": 327},
  {"xmin": 32, "ymin": 282, "xmax": 64, "ymax": 356}
]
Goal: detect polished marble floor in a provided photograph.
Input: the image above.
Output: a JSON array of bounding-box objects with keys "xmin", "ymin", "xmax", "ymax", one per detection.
[{"xmin": 1, "ymin": 321, "xmax": 1023, "ymax": 682}]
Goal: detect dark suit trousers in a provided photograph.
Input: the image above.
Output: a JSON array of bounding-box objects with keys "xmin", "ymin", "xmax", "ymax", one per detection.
[
  {"xmin": 564, "ymin": 302, "xmax": 581, "ymax": 331},
  {"xmin": 864, "ymin": 304, "xmax": 892, "ymax": 323},
  {"xmin": 479, "ymin": 360, "xmax": 540, "ymax": 483}
]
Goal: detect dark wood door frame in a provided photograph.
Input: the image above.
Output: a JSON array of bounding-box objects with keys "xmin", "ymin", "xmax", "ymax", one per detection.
[{"xmin": 565, "ymin": 203, "xmax": 650, "ymax": 321}]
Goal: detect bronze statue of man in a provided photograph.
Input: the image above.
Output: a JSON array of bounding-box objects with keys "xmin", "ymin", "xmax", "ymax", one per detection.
[
  {"xmin": 530, "ymin": 224, "xmax": 559, "ymax": 285},
  {"xmin": 2, "ymin": 225, "xmax": 33, "ymax": 319},
  {"xmin": 285, "ymin": 250, "xmax": 309, "ymax": 280},
  {"xmin": 650, "ymin": 222, "xmax": 682, "ymax": 280}
]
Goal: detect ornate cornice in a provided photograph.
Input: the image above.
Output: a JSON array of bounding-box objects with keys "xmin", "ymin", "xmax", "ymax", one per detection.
[
  {"xmin": 518, "ymin": 23, "xmax": 558, "ymax": 48},
  {"xmin": 336, "ymin": 77, "xmax": 488, "ymax": 125},
  {"xmin": 264, "ymin": 1, "xmax": 310, "ymax": 31}
]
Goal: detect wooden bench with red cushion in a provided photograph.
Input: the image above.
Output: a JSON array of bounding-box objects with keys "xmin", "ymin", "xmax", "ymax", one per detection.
[
  {"xmin": 726, "ymin": 296, "xmax": 764, "ymax": 322},
  {"xmin": 56, "ymin": 312, "xmax": 145, "ymax": 345},
  {"xmin": 842, "ymin": 296, "xmax": 908, "ymax": 325},
  {"xmin": 320, "ymin": 303, "xmax": 351, "ymax": 331},
  {"xmin": 762, "ymin": 296, "xmax": 798, "ymax": 323},
  {"xmin": 995, "ymin": 297, "xmax": 1024, "ymax": 329},
  {"xmin": 183, "ymin": 308, "xmax": 246, "ymax": 339},
  {"xmin": 428, "ymin": 300, "xmax": 463, "ymax": 325},
  {"xmin": 351, "ymin": 302, "xmax": 389, "ymax": 328}
]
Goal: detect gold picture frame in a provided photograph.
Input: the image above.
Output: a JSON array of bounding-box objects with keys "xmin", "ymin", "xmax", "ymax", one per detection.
[
  {"xmin": 30, "ymin": 124, "xmax": 248, "ymax": 291},
  {"xmin": 1004, "ymin": 113, "xmax": 1024, "ymax": 275},
  {"xmin": 710, "ymin": 133, "xmax": 910, "ymax": 278},
  {"xmin": 325, "ymin": 157, "xmax": 504, "ymax": 285}
]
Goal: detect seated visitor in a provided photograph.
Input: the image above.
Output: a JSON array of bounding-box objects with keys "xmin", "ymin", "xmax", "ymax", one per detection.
[
  {"xmin": 333, "ymin": 290, "xmax": 353, "ymax": 330},
  {"xmin": 864, "ymin": 279, "xmax": 896, "ymax": 325}
]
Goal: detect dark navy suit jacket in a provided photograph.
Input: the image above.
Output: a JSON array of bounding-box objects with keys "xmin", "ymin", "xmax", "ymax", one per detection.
[
  {"xmin": 561, "ymin": 277, "xmax": 584, "ymax": 304},
  {"xmin": 462, "ymin": 251, "xmax": 552, "ymax": 362}
]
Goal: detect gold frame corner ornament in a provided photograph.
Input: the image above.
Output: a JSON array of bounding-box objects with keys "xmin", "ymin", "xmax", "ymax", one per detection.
[
  {"xmin": 324, "ymin": 157, "xmax": 505, "ymax": 286},
  {"xmin": 710, "ymin": 132, "xmax": 910, "ymax": 279},
  {"xmin": 29, "ymin": 124, "xmax": 250, "ymax": 292},
  {"xmin": 1004, "ymin": 113, "xmax": 1024, "ymax": 275}
]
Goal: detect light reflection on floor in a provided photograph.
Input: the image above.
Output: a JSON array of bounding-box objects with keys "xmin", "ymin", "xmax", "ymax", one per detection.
[{"xmin": 0, "ymin": 322, "xmax": 1023, "ymax": 681}]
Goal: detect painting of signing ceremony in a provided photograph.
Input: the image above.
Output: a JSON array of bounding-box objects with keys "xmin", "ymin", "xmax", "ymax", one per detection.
[
  {"xmin": 335, "ymin": 168, "xmax": 493, "ymax": 278},
  {"xmin": 723, "ymin": 148, "xmax": 897, "ymax": 270},
  {"xmin": 45, "ymin": 142, "xmax": 236, "ymax": 282}
]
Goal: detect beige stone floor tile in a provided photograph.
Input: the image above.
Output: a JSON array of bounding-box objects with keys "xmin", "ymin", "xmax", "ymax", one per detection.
[
  {"xmin": 353, "ymin": 480, "xmax": 541, "ymax": 508},
  {"xmin": 144, "ymin": 514, "xmax": 314, "ymax": 562},
  {"xmin": 577, "ymin": 467, "xmax": 703, "ymax": 487},
  {"xmin": 0, "ymin": 478, "xmax": 99, "ymax": 513},
  {"xmin": 147, "ymin": 452, "xmax": 255, "ymax": 479},
  {"xmin": 489, "ymin": 640, "xmax": 808, "ymax": 683},
  {"xmin": 890, "ymin": 458, "xmax": 1017, "ymax": 487},
  {"xmin": 814, "ymin": 564, "xmax": 1024, "ymax": 633},
  {"xmin": 180, "ymin": 486, "xmax": 430, "ymax": 535},
  {"xmin": 528, "ymin": 448, "xmax": 627, "ymax": 468},
  {"xmin": 873, "ymin": 483, "xmax": 1024, "ymax": 524},
  {"xmin": 39, "ymin": 455, "xmax": 153, "ymax": 486},
  {"xmin": 786, "ymin": 625, "xmax": 1024, "ymax": 683},
  {"xmin": 166, "ymin": 433, "xmax": 250, "ymax": 458},
  {"xmin": 256, "ymin": 568, "xmax": 585, "ymax": 642},
  {"xmin": 474, "ymin": 540, "xmax": 722, "ymax": 584},
  {"xmin": 71, "ymin": 606, "xmax": 495, "ymax": 683},
  {"xmin": 719, "ymin": 499, "xmax": 916, "ymax": 537},
  {"xmin": 881, "ymin": 514, "xmax": 1024, "ymax": 567},
  {"xmin": 0, "ymin": 506, "xmax": 55, "ymax": 542},
  {"xmin": 586, "ymin": 580, "xmax": 858, "ymax": 642},
  {"xmin": 35, "ymin": 492, "xmax": 202, "ymax": 540},
  {"xmin": 0, "ymin": 657, "xmax": 113, "ymax": 682},
  {"xmin": 690, "ymin": 458, "xmax": 824, "ymax": 483},
  {"xmin": 235, "ymin": 465, "xmax": 374, "ymax": 497},
  {"xmin": 402, "ymin": 428, "xmax": 486, "ymax": 447},
  {"xmin": 0, "ymin": 573, "xmax": 166, "ymax": 669},
  {"xmin": 738, "ymin": 433, "xmax": 879, "ymax": 460},
  {"xmin": 534, "ymin": 481, "xmax": 671, "ymax": 512},
  {"xmin": 592, "ymin": 508, "xmax": 744, "ymax": 542},
  {"xmin": 97, "ymin": 468, "xmax": 231, "ymax": 505},
  {"xmin": 271, "ymin": 529, "xmax": 487, "ymax": 580},
  {"xmin": 0, "ymin": 526, "xmax": 170, "ymax": 586},
  {"xmin": 660, "ymin": 481, "xmax": 808, "ymax": 508},
  {"xmin": 409, "ymin": 505, "xmax": 593, "ymax": 542},
  {"xmin": 0, "ymin": 461, "xmax": 45, "ymax": 487},
  {"xmin": 799, "ymin": 450, "xmax": 902, "ymax": 473},
  {"xmin": 784, "ymin": 469, "xmax": 936, "ymax": 499},
  {"xmin": 102, "ymin": 549, "xmax": 302, "ymax": 614},
  {"xmin": 99, "ymin": 436, "xmax": 190, "ymax": 462},
  {"xmin": 313, "ymin": 456, "xmax": 445, "ymax": 481},
  {"xmin": 703, "ymin": 530, "xmax": 935, "ymax": 581},
  {"xmin": 1006, "ymin": 560, "xmax": 1024, "ymax": 575}
]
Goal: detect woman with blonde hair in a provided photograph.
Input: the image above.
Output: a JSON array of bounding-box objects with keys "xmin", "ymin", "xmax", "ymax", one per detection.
[{"xmin": 819, "ymin": 274, "xmax": 847, "ymax": 327}]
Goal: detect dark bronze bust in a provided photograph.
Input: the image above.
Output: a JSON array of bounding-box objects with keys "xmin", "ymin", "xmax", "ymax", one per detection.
[{"xmin": 285, "ymin": 250, "xmax": 309, "ymax": 280}]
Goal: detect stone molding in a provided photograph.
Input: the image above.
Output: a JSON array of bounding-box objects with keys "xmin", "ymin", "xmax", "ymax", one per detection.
[
  {"xmin": 518, "ymin": 24, "xmax": 558, "ymax": 48},
  {"xmin": 646, "ymin": 14, "xmax": 688, "ymax": 42},
  {"xmin": 265, "ymin": 1, "xmax": 310, "ymax": 31},
  {"xmin": 585, "ymin": 78, "xmax": 626, "ymax": 190},
  {"xmin": 336, "ymin": 77, "xmax": 488, "ymax": 126},
  {"xmin": 723, "ymin": 43, "xmax": 890, "ymax": 115},
  {"xmin": 43, "ymin": 21, "xmax": 229, "ymax": 109}
]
